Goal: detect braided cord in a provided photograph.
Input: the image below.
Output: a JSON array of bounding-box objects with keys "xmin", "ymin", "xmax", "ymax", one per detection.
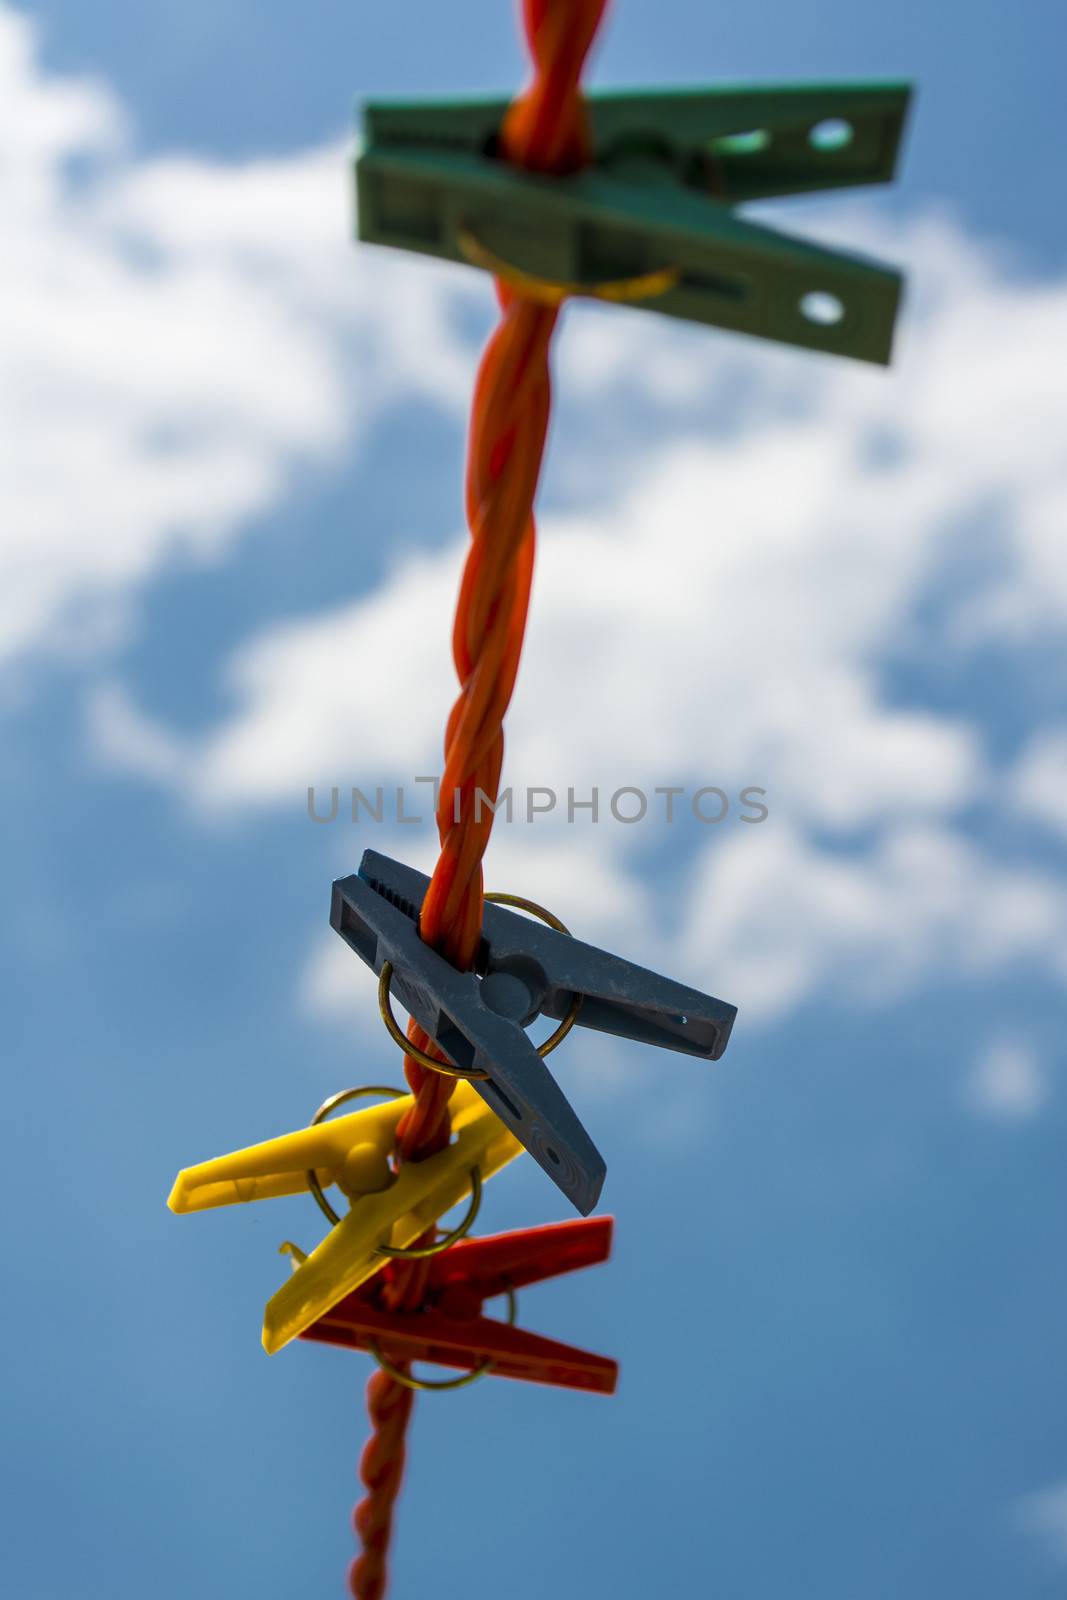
[{"xmin": 348, "ymin": 5, "xmax": 611, "ymax": 1595}]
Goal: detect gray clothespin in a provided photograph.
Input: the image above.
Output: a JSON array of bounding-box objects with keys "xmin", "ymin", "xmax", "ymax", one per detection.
[{"xmin": 331, "ymin": 849, "xmax": 737, "ymax": 1215}]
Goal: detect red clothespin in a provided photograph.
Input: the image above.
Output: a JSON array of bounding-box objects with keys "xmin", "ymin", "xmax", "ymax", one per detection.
[{"xmin": 299, "ymin": 1217, "xmax": 618, "ymax": 1394}]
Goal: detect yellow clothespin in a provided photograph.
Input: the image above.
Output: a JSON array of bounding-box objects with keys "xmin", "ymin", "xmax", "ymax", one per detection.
[
  {"xmin": 168, "ymin": 1082, "xmax": 522, "ymax": 1354},
  {"xmin": 168, "ymin": 1091, "xmax": 409, "ymax": 1214}
]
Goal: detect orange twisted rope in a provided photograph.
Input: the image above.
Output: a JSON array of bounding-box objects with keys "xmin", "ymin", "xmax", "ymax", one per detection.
[
  {"xmin": 349, "ymin": 1371, "xmax": 414, "ymax": 1600},
  {"xmin": 347, "ymin": 4, "xmax": 610, "ymax": 1595}
]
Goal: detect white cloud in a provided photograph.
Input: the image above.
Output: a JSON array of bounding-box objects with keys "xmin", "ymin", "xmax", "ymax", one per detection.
[
  {"xmin": 187, "ymin": 543, "xmax": 458, "ymax": 806},
  {"xmin": 0, "ymin": 4, "xmax": 477, "ymax": 673},
  {"xmin": 1013, "ymin": 728, "xmax": 1067, "ymax": 843},
  {"xmin": 9, "ymin": 2, "xmax": 1066, "ymax": 1037},
  {"xmin": 678, "ymin": 824, "xmax": 1067, "ymax": 1022},
  {"xmin": 964, "ymin": 1038, "xmax": 1048, "ymax": 1123},
  {"xmin": 87, "ymin": 209, "xmax": 1067, "ymax": 1024},
  {"xmin": 84, "ymin": 191, "xmax": 1067, "ymax": 1029},
  {"xmin": 302, "ymin": 932, "xmax": 379, "ymax": 1031},
  {"xmin": 99, "ymin": 428, "xmax": 986, "ymax": 827},
  {"xmin": 88, "ymin": 679, "xmax": 188, "ymax": 784},
  {"xmin": 1013, "ymin": 1480, "xmax": 1067, "ymax": 1566}
]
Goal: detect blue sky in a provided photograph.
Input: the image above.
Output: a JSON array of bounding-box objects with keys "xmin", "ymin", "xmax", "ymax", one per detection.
[{"xmin": 4, "ymin": 3, "xmax": 1067, "ymax": 1597}]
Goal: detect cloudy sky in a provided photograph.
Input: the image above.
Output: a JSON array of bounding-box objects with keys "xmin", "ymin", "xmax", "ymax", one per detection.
[{"xmin": 4, "ymin": 2, "xmax": 1066, "ymax": 1596}]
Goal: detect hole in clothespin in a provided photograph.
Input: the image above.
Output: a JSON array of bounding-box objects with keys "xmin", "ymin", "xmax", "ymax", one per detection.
[
  {"xmin": 433, "ymin": 1012, "xmax": 478, "ymax": 1071},
  {"xmin": 484, "ymin": 1077, "xmax": 522, "ymax": 1122},
  {"xmin": 799, "ymin": 290, "xmax": 845, "ymax": 327},
  {"xmin": 711, "ymin": 129, "xmax": 771, "ymax": 156},
  {"xmin": 808, "ymin": 118, "xmax": 854, "ymax": 152}
]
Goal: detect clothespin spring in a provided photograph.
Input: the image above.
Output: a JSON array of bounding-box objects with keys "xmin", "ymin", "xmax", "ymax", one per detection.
[
  {"xmin": 301, "ymin": 1083, "xmax": 485, "ymax": 1257},
  {"xmin": 376, "ymin": 889, "xmax": 582, "ymax": 1077},
  {"xmin": 457, "ymin": 222, "xmax": 680, "ymax": 309},
  {"xmin": 304, "ymin": 1083, "xmax": 407, "ymax": 1225},
  {"xmin": 368, "ymin": 1287, "xmax": 519, "ymax": 1393},
  {"xmin": 380, "ymin": 1169, "xmax": 483, "ymax": 1259}
]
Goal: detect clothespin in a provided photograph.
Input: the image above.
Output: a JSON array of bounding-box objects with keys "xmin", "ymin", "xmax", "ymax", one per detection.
[
  {"xmin": 168, "ymin": 1081, "xmax": 522, "ymax": 1354},
  {"xmin": 355, "ymin": 81, "xmax": 913, "ymax": 363},
  {"xmin": 299, "ymin": 1217, "xmax": 618, "ymax": 1394},
  {"xmin": 331, "ymin": 849, "xmax": 737, "ymax": 1216}
]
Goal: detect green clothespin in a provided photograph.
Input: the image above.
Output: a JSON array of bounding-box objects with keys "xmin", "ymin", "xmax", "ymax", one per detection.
[{"xmin": 355, "ymin": 82, "xmax": 913, "ymax": 364}]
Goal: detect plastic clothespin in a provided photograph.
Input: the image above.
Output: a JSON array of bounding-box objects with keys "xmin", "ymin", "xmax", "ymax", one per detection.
[
  {"xmin": 298, "ymin": 1217, "xmax": 618, "ymax": 1394},
  {"xmin": 331, "ymin": 849, "xmax": 737, "ymax": 1217},
  {"xmin": 168, "ymin": 1081, "xmax": 522, "ymax": 1354},
  {"xmin": 355, "ymin": 81, "xmax": 913, "ymax": 363},
  {"xmin": 167, "ymin": 1090, "xmax": 411, "ymax": 1214}
]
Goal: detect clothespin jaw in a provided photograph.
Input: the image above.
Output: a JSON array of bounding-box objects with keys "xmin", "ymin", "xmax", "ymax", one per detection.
[
  {"xmin": 432, "ymin": 1216, "xmax": 614, "ymax": 1300},
  {"xmin": 167, "ymin": 1082, "xmax": 523, "ymax": 1355},
  {"xmin": 298, "ymin": 1219, "xmax": 619, "ymax": 1394},
  {"xmin": 330, "ymin": 849, "xmax": 737, "ymax": 1216},
  {"xmin": 355, "ymin": 82, "xmax": 913, "ymax": 363},
  {"xmin": 167, "ymin": 1092, "xmax": 408, "ymax": 1214}
]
